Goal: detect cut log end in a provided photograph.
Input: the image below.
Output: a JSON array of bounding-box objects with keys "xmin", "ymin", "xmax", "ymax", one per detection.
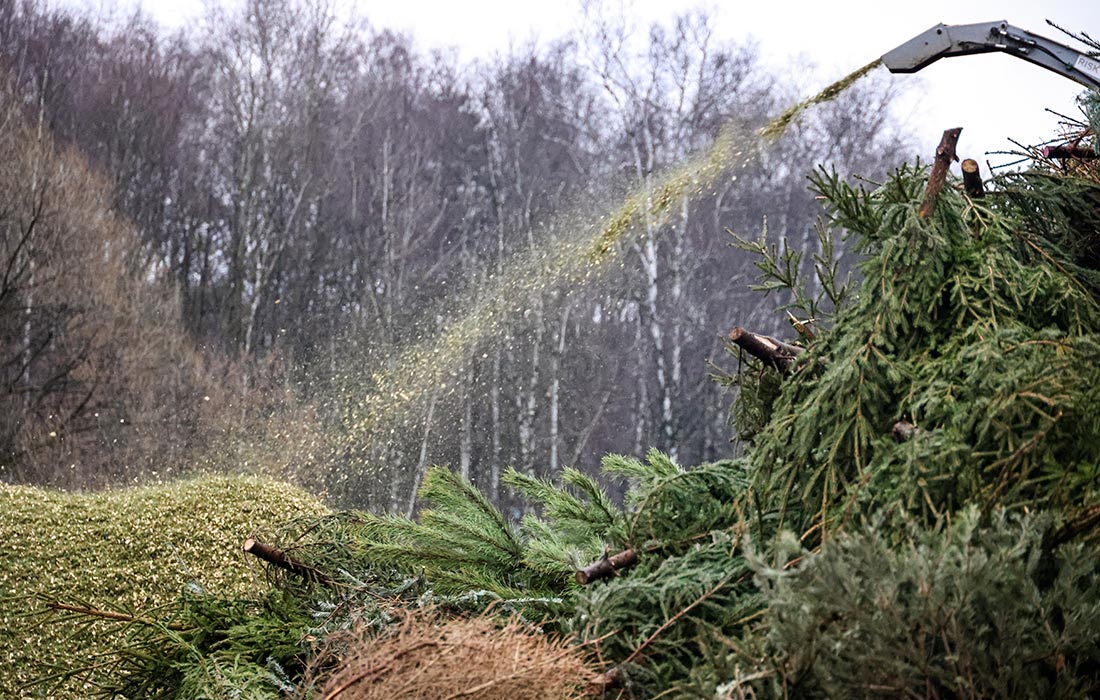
[
  {"xmin": 961, "ymin": 158, "xmax": 984, "ymax": 198},
  {"xmin": 892, "ymin": 421, "xmax": 920, "ymax": 443},
  {"xmin": 589, "ymin": 667, "xmax": 623, "ymax": 690},
  {"xmin": 243, "ymin": 536, "xmax": 335, "ymax": 588},
  {"xmin": 728, "ymin": 326, "xmax": 803, "ymax": 374},
  {"xmin": 576, "ymin": 549, "xmax": 639, "ymax": 585},
  {"xmin": 1043, "ymin": 144, "xmax": 1099, "ymax": 160}
]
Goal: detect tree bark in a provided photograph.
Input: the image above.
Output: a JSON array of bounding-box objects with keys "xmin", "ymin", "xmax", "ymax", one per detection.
[
  {"xmin": 728, "ymin": 327, "xmax": 803, "ymax": 374},
  {"xmin": 1043, "ymin": 144, "xmax": 1099, "ymax": 160},
  {"xmin": 892, "ymin": 420, "xmax": 920, "ymax": 443},
  {"xmin": 919, "ymin": 127, "xmax": 962, "ymax": 218},
  {"xmin": 961, "ymin": 158, "xmax": 984, "ymax": 198},
  {"xmin": 407, "ymin": 386, "xmax": 440, "ymax": 517},
  {"xmin": 549, "ymin": 303, "xmax": 570, "ymax": 472},
  {"xmin": 576, "ymin": 549, "xmax": 639, "ymax": 585}
]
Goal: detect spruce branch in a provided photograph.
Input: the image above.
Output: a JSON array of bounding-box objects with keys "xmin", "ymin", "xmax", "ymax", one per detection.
[{"xmin": 621, "ymin": 568, "xmax": 750, "ymax": 667}]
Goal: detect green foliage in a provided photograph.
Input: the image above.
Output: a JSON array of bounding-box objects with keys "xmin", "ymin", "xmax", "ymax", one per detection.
[
  {"xmin": 724, "ymin": 210, "xmax": 853, "ymax": 446},
  {"xmin": 555, "ymin": 453, "xmax": 764, "ymax": 694},
  {"xmin": 996, "ymin": 168, "xmax": 1100, "ymax": 296},
  {"xmin": 43, "ymin": 507, "xmax": 434, "ymax": 700},
  {"xmin": 726, "ymin": 507, "xmax": 1100, "ymax": 699},
  {"xmin": 726, "ymin": 358, "xmax": 785, "ymax": 442},
  {"xmin": 347, "ymin": 467, "xmax": 583, "ymax": 601},
  {"xmin": 744, "ymin": 163, "xmax": 1100, "ymax": 537},
  {"xmin": 338, "ymin": 453, "xmax": 753, "ymax": 605},
  {"xmin": 77, "ymin": 588, "xmax": 316, "ymax": 700},
  {"xmin": 506, "ymin": 466, "xmax": 628, "ymax": 552},
  {"xmin": 689, "ymin": 156, "xmax": 1100, "ymax": 698},
  {"xmin": 607, "ymin": 453, "xmax": 749, "ymax": 546},
  {"xmin": 336, "ymin": 452, "xmax": 763, "ymax": 695},
  {"xmin": 572, "ymin": 529, "xmax": 760, "ymax": 692},
  {"xmin": 729, "ymin": 216, "xmax": 852, "ymax": 328}
]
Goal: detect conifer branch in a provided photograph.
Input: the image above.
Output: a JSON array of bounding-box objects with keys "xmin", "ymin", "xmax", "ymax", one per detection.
[
  {"xmin": 621, "ymin": 570, "xmax": 748, "ymax": 666},
  {"xmin": 1053, "ymin": 504, "xmax": 1100, "ymax": 545},
  {"xmin": 46, "ymin": 602, "xmax": 188, "ymax": 631}
]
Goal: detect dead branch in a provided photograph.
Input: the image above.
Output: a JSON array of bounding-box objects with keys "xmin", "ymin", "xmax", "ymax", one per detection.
[
  {"xmin": 919, "ymin": 128, "xmax": 962, "ymax": 218},
  {"xmin": 322, "ymin": 640, "xmax": 440, "ymax": 700},
  {"xmin": 576, "ymin": 549, "xmax": 639, "ymax": 585},
  {"xmin": 786, "ymin": 311, "xmax": 816, "ymax": 342}
]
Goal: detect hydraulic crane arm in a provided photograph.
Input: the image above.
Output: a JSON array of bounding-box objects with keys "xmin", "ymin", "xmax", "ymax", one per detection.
[{"xmin": 882, "ymin": 20, "xmax": 1100, "ymax": 91}]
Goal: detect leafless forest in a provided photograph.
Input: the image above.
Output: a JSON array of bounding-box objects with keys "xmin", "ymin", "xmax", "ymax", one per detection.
[{"xmin": 0, "ymin": 0, "xmax": 911, "ymax": 508}]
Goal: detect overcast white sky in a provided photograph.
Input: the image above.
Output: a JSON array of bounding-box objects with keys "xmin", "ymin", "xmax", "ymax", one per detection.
[{"xmin": 65, "ymin": 0, "xmax": 1100, "ymax": 167}]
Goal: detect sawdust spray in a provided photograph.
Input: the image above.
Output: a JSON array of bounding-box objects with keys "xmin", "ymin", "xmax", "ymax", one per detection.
[{"xmin": 290, "ymin": 59, "xmax": 886, "ymax": 505}]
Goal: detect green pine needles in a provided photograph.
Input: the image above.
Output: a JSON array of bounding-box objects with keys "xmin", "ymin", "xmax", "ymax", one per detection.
[
  {"xmin": 727, "ymin": 506, "xmax": 1100, "ymax": 699},
  {"xmin": 742, "ymin": 161, "xmax": 1100, "ymax": 540}
]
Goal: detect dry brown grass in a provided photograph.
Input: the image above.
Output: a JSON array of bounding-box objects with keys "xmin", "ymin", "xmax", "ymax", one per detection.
[{"xmin": 312, "ymin": 611, "xmax": 598, "ymax": 700}]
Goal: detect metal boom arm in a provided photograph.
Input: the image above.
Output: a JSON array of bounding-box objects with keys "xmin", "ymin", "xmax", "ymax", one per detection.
[{"xmin": 882, "ymin": 20, "xmax": 1100, "ymax": 91}]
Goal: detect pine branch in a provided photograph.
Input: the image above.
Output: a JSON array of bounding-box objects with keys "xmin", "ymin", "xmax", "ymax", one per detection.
[
  {"xmin": 46, "ymin": 602, "xmax": 188, "ymax": 631},
  {"xmin": 1053, "ymin": 504, "xmax": 1100, "ymax": 545}
]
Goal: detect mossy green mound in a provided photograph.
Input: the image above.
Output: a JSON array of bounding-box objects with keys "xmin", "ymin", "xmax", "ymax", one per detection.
[{"xmin": 0, "ymin": 475, "xmax": 329, "ymax": 698}]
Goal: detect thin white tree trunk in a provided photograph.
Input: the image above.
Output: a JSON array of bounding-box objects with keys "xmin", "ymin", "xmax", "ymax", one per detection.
[
  {"xmin": 490, "ymin": 348, "xmax": 502, "ymax": 502},
  {"xmin": 459, "ymin": 364, "xmax": 473, "ymax": 481},
  {"xmin": 630, "ymin": 128, "xmax": 674, "ymax": 453},
  {"xmin": 633, "ymin": 312, "xmax": 647, "ymax": 455},
  {"xmin": 407, "ymin": 387, "xmax": 440, "ymax": 517},
  {"xmin": 548, "ymin": 302, "xmax": 570, "ymax": 472},
  {"xmin": 517, "ymin": 304, "xmax": 542, "ymax": 472}
]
